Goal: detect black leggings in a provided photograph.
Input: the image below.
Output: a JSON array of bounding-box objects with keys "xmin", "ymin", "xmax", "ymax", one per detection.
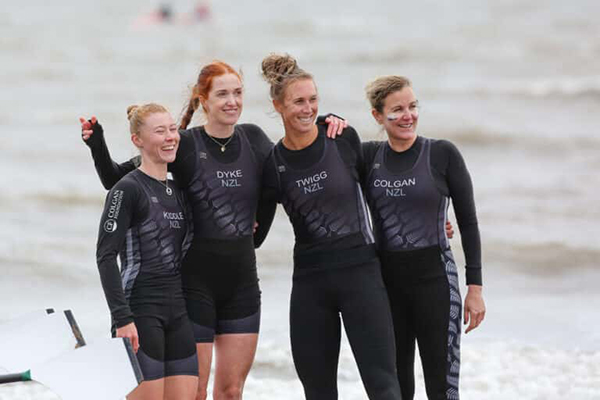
[
  {"xmin": 381, "ymin": 246, "xmax": 462, "ymax": 400},
  {"xmin": 289, "ymin": 260, "xmax": 402, "ymax": 400}
]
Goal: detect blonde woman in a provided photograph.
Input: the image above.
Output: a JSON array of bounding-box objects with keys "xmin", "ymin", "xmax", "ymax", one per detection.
[
  {"xmin": 91, "ymin": 104, "xmax": 198, "ymax": 399},
  {"xmin": 364, "ymin": 76, "xmax": 486, "ymax": 400},
  {"xmin": 259, "ymin": 54, "xmax": 402, "ymax": 400}
]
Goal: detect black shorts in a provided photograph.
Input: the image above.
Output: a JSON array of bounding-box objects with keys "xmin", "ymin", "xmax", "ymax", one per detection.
[
  {"xmin": 115, "ymin": 296, "xmax": 198, "ymax": 381},
  {"xmin": 182, "ymin": 238, "xmax": 261, "ymax": 343}
]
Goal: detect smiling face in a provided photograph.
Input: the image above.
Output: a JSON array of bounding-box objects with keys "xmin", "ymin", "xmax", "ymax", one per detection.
[
  {"xmin": 201, "ymin": 73, "xmax": 243, "ymax": 130},
  {"xmin": 133, "ymin": 112, "xmax": 179, "ymax": 165},
  {"xmin": 372, "ymin": 87, "xmax": 419, "ymax": 148},
  {"xmin": 275, "ymin": 78, "xmax": 318, "ymax": 137}
]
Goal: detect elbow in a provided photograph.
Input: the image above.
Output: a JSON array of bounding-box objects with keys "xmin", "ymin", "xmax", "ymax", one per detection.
[
  {"xmin": 101, "ymin": 181, "xmax": 113, "ymax": 191},
  {"xmin": 99, "ymin": 175, "xmax": 118, "ymax": 190}
]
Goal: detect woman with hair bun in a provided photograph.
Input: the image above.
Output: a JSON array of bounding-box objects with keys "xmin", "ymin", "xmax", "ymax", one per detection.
[
  {"xmin": 81, "ymin": 61, "xmax": 345, "ymax": 400},
  {"xmin": 94, "ymin": 104, "xmax": 198, "ymax": 399},
  {"xmin": 259, "ymin": 53, "xmax": 402, "ymax": 400},
  {"xmin": 364, "ymin": 75, "xmax": 485, "ymax": 400}
]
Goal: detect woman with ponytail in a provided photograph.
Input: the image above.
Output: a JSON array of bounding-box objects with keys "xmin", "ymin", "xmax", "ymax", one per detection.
[
  {"xmin": 80, "ymin": 61, "xmax": 345, "ymax": 400},
  {"xmin": 259, "ymin": 54, "xmax": 402, "ymax": 400},
  {"xmin": 95, "ymin": 104, "xmax": 198, "ymax": 399}
]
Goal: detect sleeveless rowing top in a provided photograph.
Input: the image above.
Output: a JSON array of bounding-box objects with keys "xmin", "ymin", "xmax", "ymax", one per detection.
[
  {"xmin": 186, "ymin": 127, "xmax": 260, "ymax": 240},
  {"xmin": 273, "ymin": 137, "xmax": 374, "ymax": 248},
  {"xmin": 120, "ymin": 170, "xmax": 192, "ymax": 300},
  {"xmin": 366, "ymin": 138, "xmax": 450, "ymax": 252}
]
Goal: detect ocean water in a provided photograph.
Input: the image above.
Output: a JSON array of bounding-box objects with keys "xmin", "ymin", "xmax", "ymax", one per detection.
[{"xmin": 1, "ymin": 0, "xmax": 599, "ymax": 398}]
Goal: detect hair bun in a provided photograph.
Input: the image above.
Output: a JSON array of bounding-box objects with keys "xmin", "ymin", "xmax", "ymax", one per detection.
[
  {"xmin": 261, "ymin": 53, "xmax": 298, "ymax": 85},
  {"xmin": 127, "ymin": 105, "xmax": 139, "ymax": 121}
]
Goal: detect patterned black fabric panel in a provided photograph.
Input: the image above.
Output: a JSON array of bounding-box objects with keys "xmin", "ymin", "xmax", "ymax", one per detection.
[
  {"xmin": 274, "ymin": 138, "xmax": 371, "ymax": 246},
  {"xmin": 187, "ymin": 126, "xmax": 260, "ymax": 240},
  {"xmin": 442, "ymin": 248, "xmax": 462, "ymax": 399},
  {"xmin": 120, "ymin": 170, "xmax": 189, "ymax": 300},
  {"xmin": 366, "ymin": 139, "xmax": 449, "ymax": 251}
]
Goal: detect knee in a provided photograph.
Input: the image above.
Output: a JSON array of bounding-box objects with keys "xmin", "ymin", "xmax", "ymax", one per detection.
[
  {"xmin": 215, "ymin": 384, "xmax": 243, "ymax": 400},
  {"xmin": 363, "ymin": 372, "xmax": 402, "ymax": 400}
]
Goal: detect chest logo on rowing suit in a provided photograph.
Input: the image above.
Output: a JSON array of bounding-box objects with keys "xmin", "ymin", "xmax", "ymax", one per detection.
[
  {"xmin": 199, "ymin": 152, "xmax": 208, "ymax": 160},
  {"xmin": 104, "ymin": 219, "xmax": 118, "ymax": 233},
  {"xmin": 217, "ymin": 169, "xmax": 243, "ymax": 187},
  {"xmin": 296, "ymin": 171, "xmax": 328, "ymax": 194},
  {"xmin": 163, "ymin": 211, "xmax": 184, "ymax": 229},
  {"xmin": 373, "ymin": 178, "xmax": 417, "ymax": 197}
]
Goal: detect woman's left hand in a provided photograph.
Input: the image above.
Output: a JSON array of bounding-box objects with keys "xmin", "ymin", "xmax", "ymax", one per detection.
[
  {"xmin": 464, "ymin": 285, "xmax": 486, "ymax": 334},
  {"xmin": 325, "ymin": 115, "xmax": 348, "ymax": 138}
]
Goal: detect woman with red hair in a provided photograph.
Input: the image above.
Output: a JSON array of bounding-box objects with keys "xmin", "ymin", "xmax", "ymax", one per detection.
[{"xmin": 81, "ymin": 60, "xmax": 344, "ymax": 400}]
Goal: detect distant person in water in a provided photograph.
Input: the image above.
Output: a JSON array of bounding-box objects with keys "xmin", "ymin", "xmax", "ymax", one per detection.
[
  {"xmin": 131, "ymin": 2, "xmax": 211, "ymax": 28},
  {"xmin": 131, "ymin": 4, "xmax": 173, "ymax": 27},
  {"xmin": 158, "ymin": 4, "xmax": 174, "ymax": 22},
  {"xmin": 193, "ymin": 0, "xmax": 212, "ymax": 22}
]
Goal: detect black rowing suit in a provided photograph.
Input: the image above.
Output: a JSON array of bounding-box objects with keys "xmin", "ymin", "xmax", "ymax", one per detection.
[
  {"xmin": 97, "ymin": 169, "xmax": 197, "ymax": 380},
  {"xmin": 261, "ymin": 125, "xmax": 402, "ymax": 400},
  {"xmin": 364, "ymin": 136, "xmax": 482, "ymax": 400}
]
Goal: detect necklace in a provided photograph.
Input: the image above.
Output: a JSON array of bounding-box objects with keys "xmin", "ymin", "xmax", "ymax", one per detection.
[
  {"xmin": 139, "ymin": 168, "xmax": 172, "ymax": 195},
  {"xmin": 151, "ymin": 176, "xmax": 172, "ymax": 196},
  {"xmin": 206, "ymin": 132, "xmax": 235, "ymax": 152}
]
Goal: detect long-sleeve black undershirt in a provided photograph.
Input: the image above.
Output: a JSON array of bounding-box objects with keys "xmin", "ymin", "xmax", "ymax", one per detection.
[
  {"xmin": 362, "ymin": 136, "xmax": 482, "ymax": 286},
  {"xmin": 96, "ymin": 176, "xmax": 145, "ymax": 328}
]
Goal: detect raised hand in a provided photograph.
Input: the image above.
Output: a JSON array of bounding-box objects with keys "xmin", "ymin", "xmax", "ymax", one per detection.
[{"xmin": 79, "ymin": 115, "xmax": 98, "ymax": 141}]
